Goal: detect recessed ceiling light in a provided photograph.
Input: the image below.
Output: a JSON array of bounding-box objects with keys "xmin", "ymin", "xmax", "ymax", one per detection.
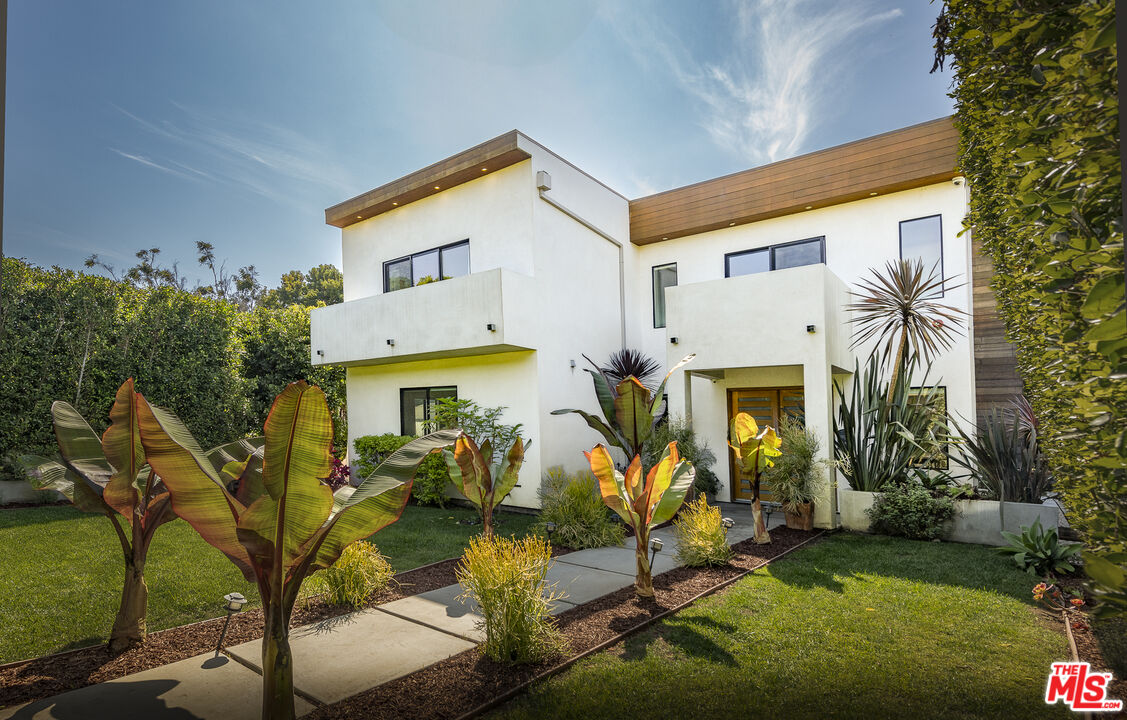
[
  {"xmin": 481, "ymin": 167, "xmax": 488, "ymax": 171},
  {"xmin": 869, "ymin": 192, "xmax": 878, "ymax": 196},
  {"xmin": 729, "ymin": 222, "xmax": 735, "ymax": 226},
  {"xmin": 434, "ymin": 185, "xmax": 441, "ymax": 190},
  {"xmin": 805, "ymin": 205, "xmax": 812, "ymax": 210},
  {"xmin": 662, "ymin": 237, "xmax": 668, "ymax": 240},
  {"xmin": 356, "ymin": 215, "xmax": 363, "ymax": 219},
  {"xmin": 392, "ymin": 201, "xmax": 398, "ymax": 206}
]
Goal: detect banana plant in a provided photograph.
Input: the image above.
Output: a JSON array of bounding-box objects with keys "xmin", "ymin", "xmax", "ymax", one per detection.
[
  {"xmin": 21, "ymin": 378, "xmax": 264, "ymax": 652},
  {"xmin": 729, "ymin": 413, "xmax": 782, "ymax": 544},
  {"xmin": 552, "ymin": 353, "xmax": 695, "ymax": 458},
  {"xmin": 443, "ymin": 435, "xmax": 529, "ymax": 539},
  {"xmin": 586, "ymin": 442, "xmax": 695, "ymax": 597},
  {"xmin": 136, "ymin": 380, "xmax": 459, "ymax": 720}
]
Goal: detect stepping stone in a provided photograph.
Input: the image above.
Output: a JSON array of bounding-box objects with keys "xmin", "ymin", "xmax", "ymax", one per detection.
[
  {"xmin": 225, "ymin": 609, "xmax": 474, "ymax": 706},
  {"xmin": 0, "ymin": 651, "xmax": 313, "ymax": 720},
  {"xmin": 379, "ymin": 585, "xmax": 485, "ymax": 642},
  {"xmin": 545, "ymin": 562, "xmax": 633, "ymax": 607}
]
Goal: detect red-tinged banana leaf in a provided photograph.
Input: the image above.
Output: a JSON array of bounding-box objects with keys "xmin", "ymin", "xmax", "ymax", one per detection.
[
  {"xmin": 50, "ymin": 401, "xmax": 113, "ymax": 491},
  {"xmin": 296, "ymin": 429, "xmax": 462, "ymax": 585},
  {"xmin": 207, "ymin": 437, "xmax": 266, "ymax": 506},
  {"xmin": 581, "ymin": 353, "xmax": 619, "ymax": 423},
  {"xmin": 637, "ymin": 442, "xmax": 681, "ymax": 521},
  {"xmin": 648, "ymin": 459, "xmax": 695, "ymax": 527},
  {"xmin": 445, "ymin": 435, "xmax": 491, "ymax": 508},
  {"xmin": 136, "ymin": 396, "xmax": 255, "ymax": 579},
  {"xmin": 206, "ymin": 437, "xmax": 265, "ymax": 476},
  {"xmin": 622, "ymin": 453, "xmax": 643, "ymax": 502},
  {"xmin": 649, "ymin": 353, "xmax": 696, "ymax": 416},
  {"xmin": 101, "ymin": 379, "xmax": 145, "ymax": 521},
  {"xmin": 585, "ymin": 445, "xmax": 638, "ymax": 527},
  {"xmin": 20, "ymin": 455, "xmax": 112, "ymax": 514},
  {"xmin": 490, "ymin": 438, "xmax": 528, "ymax": 510},
  {"xmin": 613, "ymin": 377, "xmax": 654, "ymax": 454},
  {"xmin": 237, "ymin": 382, "xmax": 334, "ymax": 576},
  {"xmin": 551, "ymin": 407, "xmax": 631, "ymax": 453}
]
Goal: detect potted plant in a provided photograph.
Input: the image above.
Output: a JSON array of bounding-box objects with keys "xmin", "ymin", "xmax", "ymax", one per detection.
[{"xmin": 764, "ymin": 418, "xmax": 825, "ymax": 530}]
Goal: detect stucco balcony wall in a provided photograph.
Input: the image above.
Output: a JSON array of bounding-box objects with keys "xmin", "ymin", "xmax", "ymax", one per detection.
[{"xmin": 310, "ymin": 268, "xmax": 538, "ymax": 367}]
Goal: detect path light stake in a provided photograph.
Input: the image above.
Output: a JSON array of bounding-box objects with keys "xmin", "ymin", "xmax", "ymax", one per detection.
[
  {"xmin": 215, "ymin": 592, "xmax": 246, "ymax": 656},
  {"xmin": 649, "ymin": 537, "xmax": 663, "ymax": 571},
  {"xmin": 545, "ymin": 521, "xmax": 557, "ymax": 543},
  {"xmin": 722, "ymin": 517, "xmax": 735, "ymax": 538}
]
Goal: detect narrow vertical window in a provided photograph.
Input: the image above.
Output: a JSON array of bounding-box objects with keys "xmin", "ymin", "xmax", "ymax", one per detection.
[
  {"xmin": 899, "ymin": 215, "xmax": 944, "ymax": 293},
  {"xmin": 652, "ymin": 263, "xmax": 677, "ymax": 329}
]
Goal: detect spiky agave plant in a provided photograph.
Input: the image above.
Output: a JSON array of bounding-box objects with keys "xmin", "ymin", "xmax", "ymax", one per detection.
[
  {"xmin": 847, "ymin": 258, "xmax": 966, "ymax": 400},
  {"xmin": 444, "ymin": 434, "xmax": 530, "ymax": 538},
  {"xmin": 137, "ymin": 381, "xmax": 458, "ymax": 720},
  {"xmin": 22, "ymin": 379, "xmax": 262, "ymax": 652},
  {"xmin": 728, "ymin": 413, "xmax": 782, "ymax": 544},
  {"xmin": 601, "ymin": 348, "xmax": 662, "ymax": 391}
]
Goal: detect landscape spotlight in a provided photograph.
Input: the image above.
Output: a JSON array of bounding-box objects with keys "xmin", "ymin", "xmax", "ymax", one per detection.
[
  {"xmin": 650, "ymin": 537, "xmax": 664, "ymax": 569},
  {"xmin": 545, "ymin": 521, "xmax": 557, "ymax": 542},
  {"xmin": 215, "ymin": 592, "xmax": 247, "ymax": 655},
  {"xmin": 722, "ymin": 517, "xmax": 735, "ymax": 531}
]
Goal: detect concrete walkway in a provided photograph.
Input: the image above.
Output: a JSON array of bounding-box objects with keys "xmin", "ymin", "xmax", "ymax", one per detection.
[{"xmin": 1, "ymin": 504, "xmax": 784, "ymax": 720}]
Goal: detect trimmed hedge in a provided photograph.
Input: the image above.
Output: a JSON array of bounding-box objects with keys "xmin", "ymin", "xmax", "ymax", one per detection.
[
  {"xmin": 352, "ymin": 433, "xmax": 452, "ymax": 507},
  {"xmin": 0, "ymin": 257, "xmax": 345, "ymax": 480},
  {"xmin": 940, "ymin": 0, "xmax": 1125, "ymax": 613}
]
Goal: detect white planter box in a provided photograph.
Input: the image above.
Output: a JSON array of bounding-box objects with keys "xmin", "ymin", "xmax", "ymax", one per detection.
[
  {"xmin": 948, "ymin": 499, "xmax": 1059, "ymax": 546},
  {"xmin": 0, "ymin": 480, "xmax": 65, "ymax": 505},
  {"xmin": 838, "ymin": 489, "xmax": 877, "ymax": 532}
]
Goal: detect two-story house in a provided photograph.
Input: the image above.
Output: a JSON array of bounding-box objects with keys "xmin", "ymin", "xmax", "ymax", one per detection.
[{"xmin": 310, "ymin": 117, "xmax": 1021, "ymax": 528}]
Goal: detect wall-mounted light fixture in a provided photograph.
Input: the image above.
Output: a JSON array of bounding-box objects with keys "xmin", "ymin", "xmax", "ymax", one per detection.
[
  {"xmin": 387, "ymin": 339, "xmax": 396, "ymax": 347},
  {"xmin": 806, "ymin": 325, "xmax": 816, "ymax": 334},
  {"xmin": 569, "ymin": 359, "xmax": 576, "ymax": 368},
  {"xmin": 536, "ymin": 170, "xmax": 552, "ymax": 191},
  {"xmin": 486, "ymin": 323, "xmax": 496, "ymax": 332},
  {"xmin": 316, "ymin": 349, "xmax": 324, "ymax": 357},
  {"xmin": 670, "ymin": 337, "xmax": 679, "ymax": 345}
]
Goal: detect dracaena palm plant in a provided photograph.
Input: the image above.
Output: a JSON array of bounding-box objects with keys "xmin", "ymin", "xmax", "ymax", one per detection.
[
  {"xmin": 444, "ymin": 435, "xmax": 529, "ymax": 538},
  {"xmin": 847, "ymin": 258, "xmax": 965, "ymax": 400},
  {"xmin": 554, "ymin": 353, "xmax": 697, "ymax": 597},
  {"xmin": 21, "ymin": 379, "xmax": 263, "ymax": 652},
  {"xmin": 136, "ymin": 381, "xmax": 459, "ymax": 720},
  {"xmin": 728, "ymin": 413, "xmax": 782, "ymax": 544}
]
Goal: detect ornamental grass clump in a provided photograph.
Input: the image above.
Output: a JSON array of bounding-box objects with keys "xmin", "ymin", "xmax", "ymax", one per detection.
[
  {"xmin": 673, "ymin": 495, "xmax": 733, "ymax": 567},
  {"xmin": 456, "ymin": 534, "xmax": 565, "ymax": 664},
  {"xmin": 536, "ymin": 467, "xmax": 625, "ymax": 549},
  {"xmin": 304, "ymin": 542, "xmax": 394, "ymax": 608}
]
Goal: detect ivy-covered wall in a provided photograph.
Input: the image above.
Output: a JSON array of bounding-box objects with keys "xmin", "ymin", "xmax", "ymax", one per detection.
[
  {"xmin": 0, "ymin": 257, "xmax": 346, "ymax": 480},
  {"xmin": 941, "ymin": 0, "xmax": 1124, "ymax": 612}
]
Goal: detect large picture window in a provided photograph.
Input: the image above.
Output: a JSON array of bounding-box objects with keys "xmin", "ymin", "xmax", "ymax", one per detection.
[
  {"xmin": 400, "ymin": 386, "xmax": 457, "ymax": 436},
  {"xmin": 899, "ymin": 215, "xmax": 943, "ymax": 294},
  {"xmin": 652, "ymin": 263, "xmax": 677, "ymax": 328},
  {"xmin": 725, "ymin": 237, "xmax": 825, "ymax": 277},
  {"xmin": 383, "ymin": 240, "xmax": 470, "ymax": 293}
]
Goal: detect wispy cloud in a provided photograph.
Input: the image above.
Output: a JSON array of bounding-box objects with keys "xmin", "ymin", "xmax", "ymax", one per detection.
[
  {"xmin": 109, "ymin": 102, "xmax": 360, "ymax": 206},
  {"xmin": 605, "ymin": 0, "xmax": 902, "ymax": 165}
]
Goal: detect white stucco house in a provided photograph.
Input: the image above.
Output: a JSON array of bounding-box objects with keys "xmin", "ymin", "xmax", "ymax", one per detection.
[{"xmin": 310, "ymin": 117, "xmax": 1020, "ymax": 528}]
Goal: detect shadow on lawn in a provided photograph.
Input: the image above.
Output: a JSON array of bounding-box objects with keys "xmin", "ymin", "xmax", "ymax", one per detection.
[
  {"xmin": 763, "ymin": 532, "xmax": 1040, "ymax": 603},
  {"xmin": 619, "ymin": 614, "xmax": 739, "ymax": 667}
]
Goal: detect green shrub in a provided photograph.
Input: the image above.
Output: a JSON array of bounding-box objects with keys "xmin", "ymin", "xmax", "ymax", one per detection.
[
  {"xmin": 867, "ymin": 483, "xmax": 956, "ymax": 541},
  {"xmin": 536, "ymin": 467, "xmax": 625, "ymax": 549},
  {"xmin": 353, "ymin": 433, "xmax": 450, "ymax": 506},
  {"xmin": 429, "ymin": 397, "xmax": 523, "ymax": 463},
  {"xmin": 997, "ymin": 518, "xmax": 1082, "ymax": 577},
  {"xmin": 673, "ymin": 495, "xmax": 733, "ymax": 567},
  {"xmin": 456, "ymin": 534, "xmax": 565, "ymax": 664},
  {"xmin": 304, "ymin": 542, "xmax": 395, "ymax": 607},
  {"xmin": 764, "ymin": 418, "xmax": 826, "ymax": 513},
  {"xmin": 642, "ymin": 415, "xmax": 719, "ymax": 496}
]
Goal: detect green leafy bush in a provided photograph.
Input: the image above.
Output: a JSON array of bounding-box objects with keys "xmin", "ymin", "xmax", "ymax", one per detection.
[
  {"xmin": 304, "ymin": 542, "xmax": 395, "ymax": 607},
  {"xmin": 353, "ymin": 433, "xmax": 450, "ymax": 507},
  {"xmin": 673, "ymin": 495, "xmax": 733, "ymax": 567},
  {"xmin": 642, "ymin": 415, "xmax": 719, "ymax": 496},
  {"xmin": 352, "ymin": 434, "xmax": 412, "ymax": 479},
  {"xmin": 456, "ymin": 534, "xmax": 565, "ymax": 664},
  {"xmin": 997, "ymin": 518, "xmax": 1082, "ymax": 577},
  {"xmin": 867, "ymin": 483, "xmax": 956, "ymax": 541},
  {"xmin": 429, "ymin": 398, "xmax": 523, "ymax": 462},
  {"xmin": 536, "ymin": 467, "xmax": 625, "ymax": 549}
]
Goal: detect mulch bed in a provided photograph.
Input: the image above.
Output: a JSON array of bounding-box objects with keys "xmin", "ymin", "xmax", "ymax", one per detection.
[
  {"xmin": 0, "ymin": 556, "xmax": 465, "ymax": 709},
  {"xmin": 307, "ymin": 527, "xmax": 821, "ymax": 720},
  {"xmin": 1072, "ymin": 620, "xmax": 1127, "ymax": 717}
]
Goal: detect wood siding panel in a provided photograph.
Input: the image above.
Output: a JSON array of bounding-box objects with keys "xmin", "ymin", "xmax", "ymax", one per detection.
[
  {"xmin": 971, "ymin": 235, "xmax": 1024, "ymax": 419},
  {"xmin": 628, "ymin": 117, "xmax": 960, "ymax": 245}
]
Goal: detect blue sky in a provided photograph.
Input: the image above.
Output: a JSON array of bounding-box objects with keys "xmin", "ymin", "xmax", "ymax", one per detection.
[{"xmin": 5, "ymin": 0, "xmax": 954, "ymax": 289}]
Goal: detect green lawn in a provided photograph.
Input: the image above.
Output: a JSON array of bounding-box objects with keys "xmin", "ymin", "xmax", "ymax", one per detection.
[
  {"xmin": 0, "ymin": 503, "xmax": 538, "ymax": 664},
  {"xmin": 492, "ymin": 534, "xmax": 1072, "ymax": 720}
]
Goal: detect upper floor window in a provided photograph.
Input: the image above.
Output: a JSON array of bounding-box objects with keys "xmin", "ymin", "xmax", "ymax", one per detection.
[
  {"xmin": 725, "ymin": 237, "xmax": 825, "ymax": 278},
  {"xmin": 652, "ymin": 263, "xmax": 677, "ymax": 328},
  {"xmin": 383, "ymin": 240, "xmax": 470, "ymax": 293},
  {"xmin": 899, "ymin": 215, "xmax": 943, "ymax": 287},
  {"xmin": 400, "ymin": 385, "xmax": 457, "ymax": 436}
]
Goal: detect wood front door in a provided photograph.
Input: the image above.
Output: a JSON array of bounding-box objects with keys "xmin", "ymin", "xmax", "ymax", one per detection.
[{"xmin": 728, "ymin": 387, "xmax": 805, "ymax": 502}]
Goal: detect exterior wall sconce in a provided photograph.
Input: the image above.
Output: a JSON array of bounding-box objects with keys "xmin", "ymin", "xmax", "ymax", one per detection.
[
  {"xmin": 486, "ymin": 323, "xmax": 496, "ymax": 332},
  {"xmin": 806, "ymin": 325, "xmax": 816, "ymax": 334},
  {"xmin": 670, "ymin": 337, "xmax": 679, "ymax": 345},
  {"xmin": 569, "ymin": 359, "xmax": 576, "ymax": 368},
  {"xmin": 387, "ymin": 339, "xmax": 395, "ymax": 346},
  {"xmin": 316, "ymin": 349, "xmax": 324, "ymax": 356}
]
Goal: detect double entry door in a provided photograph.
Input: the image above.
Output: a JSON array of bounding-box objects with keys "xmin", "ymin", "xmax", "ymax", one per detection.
[{"xmin": 727, "ymin": 387, "xmax": 805, "ymax": 503}]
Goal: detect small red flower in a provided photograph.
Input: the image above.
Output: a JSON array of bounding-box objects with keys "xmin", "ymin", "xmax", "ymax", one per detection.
[{"xmin": 1071, "ymin": 598, "xmax": 1084, "ymax": 607}]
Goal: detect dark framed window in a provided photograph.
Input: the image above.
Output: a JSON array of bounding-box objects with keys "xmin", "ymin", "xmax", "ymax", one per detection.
[
  {"xmin": 652, "ymin": 263, "xmax": 677, "ymax": 328},
  {"xmin": 907, "ymin": 385, "xmax": 948, "ymax": 470},
  {"xmin": 899, "ymin": 215, "xmax": 943, "ymax": 295},
  {"xmin": 725, "ymin": 237, "xmax": 825, "ymax": 277},
  {"xmin": 383, "ymin": 240, "xmax": 470, "ymax": 293},
  {"xmin": 400, "ymin": 386, "xmax": 457, "ymax": 436}
]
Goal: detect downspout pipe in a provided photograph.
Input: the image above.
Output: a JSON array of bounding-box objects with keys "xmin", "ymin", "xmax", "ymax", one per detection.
[{"xmin": 538, "ymin": 188, "xmax": 627, "ymax": 348}]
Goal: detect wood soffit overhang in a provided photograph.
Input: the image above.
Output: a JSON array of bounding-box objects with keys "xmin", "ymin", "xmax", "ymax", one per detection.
[
  {"xmin": 325, "ymin": 130, "xmax": 531, "ymax": 228},
  {"xmin": 628, "ymin": 116, "xmax": 961, "ymax": 246}
]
